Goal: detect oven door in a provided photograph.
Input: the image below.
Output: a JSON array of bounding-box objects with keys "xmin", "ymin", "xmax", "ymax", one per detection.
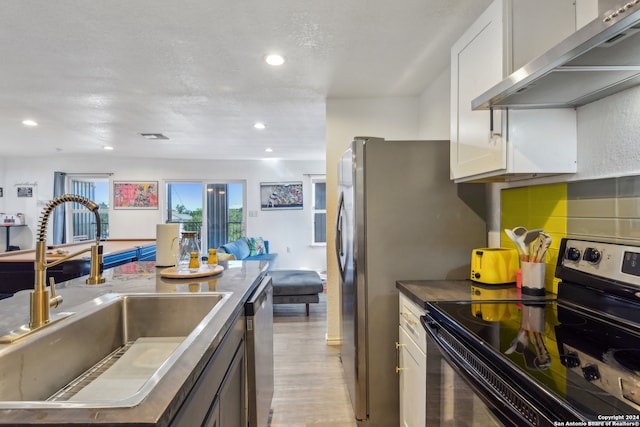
[
  {"xmin": 422, "ymin": 314, "xmax": 548, "ymax": 427},
  {"xmin": 424, "ymin": 325, "xmax": 504, "ymax": 426}
]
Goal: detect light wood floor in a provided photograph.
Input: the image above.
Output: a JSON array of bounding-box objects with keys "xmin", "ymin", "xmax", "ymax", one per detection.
[{"xmin": 270, "ymin": 294, "xmax": 358, "ymax": 427}]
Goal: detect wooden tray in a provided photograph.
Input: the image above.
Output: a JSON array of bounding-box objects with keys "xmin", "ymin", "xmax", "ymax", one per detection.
[{"xmin": 160, "ymin": 265, "xmax": 224, "ymax": 279}]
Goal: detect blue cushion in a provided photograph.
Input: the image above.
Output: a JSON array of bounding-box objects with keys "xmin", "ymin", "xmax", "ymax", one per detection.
[
  {"xmin": 248, "ymin": 254, "xmax": 276, "ymax": 261},
  {"xmin": 220, "ymin": 239, "xmax": 251, "ymax": 260}
]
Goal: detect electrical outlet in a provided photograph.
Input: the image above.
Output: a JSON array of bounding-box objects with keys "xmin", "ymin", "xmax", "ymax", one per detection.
[{"xmin": 286, "ymin": 246, "xmax": 291, "ymax": 253}]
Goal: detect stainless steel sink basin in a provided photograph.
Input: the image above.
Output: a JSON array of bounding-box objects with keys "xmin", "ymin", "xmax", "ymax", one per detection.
[{"xmin": 0, "ymin": 292, "xmax": 231, "ymax": 408}]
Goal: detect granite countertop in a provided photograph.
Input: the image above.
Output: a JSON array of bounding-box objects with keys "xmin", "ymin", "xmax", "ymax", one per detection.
[
  {"xmin": 0, "ymin": 260, "xmax": 268, "ymax": 425},
  {"xmin": 397, "ymin": 279, "xmax": 555, "ymax": 309},
  {"xmin": 396, "ymin": 279, "xmax": 476, "ymax": 308}
]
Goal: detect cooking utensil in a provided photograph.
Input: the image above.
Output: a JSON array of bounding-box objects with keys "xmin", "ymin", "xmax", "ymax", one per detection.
[
  {"xmin": 504, "ymin": 227, "xmax": 528, "ymax": 260},
  {"xmin": 504, "ymin": 228, "xmax": 519, "ymax": 250},
  {"xmin": 512, "ymin": 226, "xmax": 527, "ymax": 238},
  {"xmin": 504, "ymin": 228, "xmax": 516, "ymax": 243},
  {"xmin": 505, "ymin": 227, "xmax": 543, "ymax": 261},
  {"xmin": 520, "ymin": 228, "xmax": 541, "ymax": 261},
  {"xmin": 523, "ymin": 229, "xmax": 542, "ymax": 247},
  {"xmin": 531, "ymin": 232, "xmax": 552, "ymax": 263}
]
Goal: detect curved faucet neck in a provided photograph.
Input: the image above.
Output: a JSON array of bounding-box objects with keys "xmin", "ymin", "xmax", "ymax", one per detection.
[{"xmin": 31, "ymin": 194, "xmax": 105, "ymax": 329}]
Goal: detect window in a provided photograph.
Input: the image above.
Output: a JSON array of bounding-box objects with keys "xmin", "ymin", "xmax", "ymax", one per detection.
[
  {"xmin": 311, "ymin": 177, "xmax": 326, "ymax": 244},
  {"xmin": 68, "ymin": 176, "xmax": 110, "ymax": 241},
  {"xmin": 166, "ymin": 182, "xmax": 204, "ymax": 248},
  {"xmin": 166, "ymin": 181, "xmax": 245, "ymax": 251}
]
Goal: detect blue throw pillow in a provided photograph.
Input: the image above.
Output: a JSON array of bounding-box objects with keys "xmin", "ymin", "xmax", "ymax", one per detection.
[
  {"xmin": 236, "ymin": 238, "xmax": 251, "ymax": 259},
  {"xmin": 221, "ymin": 239, "xmax": 251, "ymax": 260}
]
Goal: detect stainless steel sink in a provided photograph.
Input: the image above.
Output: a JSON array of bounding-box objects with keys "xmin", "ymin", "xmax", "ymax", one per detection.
[{"xmin": 0, "ymin": 292, "xmax": 231, "ymax": 408}]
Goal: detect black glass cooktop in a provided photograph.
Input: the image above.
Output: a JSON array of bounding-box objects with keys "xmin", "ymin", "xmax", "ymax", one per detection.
[{"xmin": 427, "ymin": 295, "xmax": 640, "ymax": 420}]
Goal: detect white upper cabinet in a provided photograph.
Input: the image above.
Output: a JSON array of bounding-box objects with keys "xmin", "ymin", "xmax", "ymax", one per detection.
[{"xmin": 450, "ymin": 0, "xmax": 578, "ymax": 182}]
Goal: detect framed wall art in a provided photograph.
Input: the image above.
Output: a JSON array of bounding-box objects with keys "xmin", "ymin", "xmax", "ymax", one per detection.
[
  {"xmin": 113, "ymin": 181, "xmax": 159, "ymax": 209},
  {"xmin": 260, "ymin": 181, "xmax": 303, "ymax": 210},
  {"xmin": 17, "ymin": 187, "xmax": 33, "ymax": 198}
]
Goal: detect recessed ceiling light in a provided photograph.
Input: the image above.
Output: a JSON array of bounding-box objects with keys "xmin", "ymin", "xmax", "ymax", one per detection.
[
  {"xmin": 265, "ymin": 54, "xmax": 285, "ymax": 66},
  {"xmin": 22, "ymin": 119, "xmax": 38, "ymax": 127},
  {"xmin": 265, "ymin": 147, "xmax": 273, "ymax": 153},
  {"xmin": 254, "ymin": 122, "xmax": 266, "ymax": 130},
  {"xmin": 103, "ymin": 146, "xmax": 114, "ymax": 151},
  {"xmin": 140, "ymin": 133, "xmax": 169, "ymax": 140}
]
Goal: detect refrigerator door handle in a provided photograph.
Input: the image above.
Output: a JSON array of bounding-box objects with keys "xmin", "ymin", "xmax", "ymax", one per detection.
[{"xmin": 335, "ymin": 192, "xmax": 346, "ymax": 280}]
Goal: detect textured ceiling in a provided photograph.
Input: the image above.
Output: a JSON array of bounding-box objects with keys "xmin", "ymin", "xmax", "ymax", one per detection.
[{"xmin": 0, "ymin": 0, "xmax": 492, "ymax": 161}]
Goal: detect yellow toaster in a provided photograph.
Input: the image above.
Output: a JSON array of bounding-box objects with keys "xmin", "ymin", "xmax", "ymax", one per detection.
[{"xmin": 470, "ymin": 248, "xmax": 519, "ymax": 285}]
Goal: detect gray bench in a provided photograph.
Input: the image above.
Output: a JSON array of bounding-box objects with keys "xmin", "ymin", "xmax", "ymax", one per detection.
[{"xmin": 270, "ymin": 270, "xmax": 323, "ymax": 316}]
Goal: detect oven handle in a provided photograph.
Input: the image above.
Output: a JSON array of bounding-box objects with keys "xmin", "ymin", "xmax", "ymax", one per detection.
[
  {"xmin": 422, "ymin": 313, "xmax": 505, "ymax": 387},
  {"xmin": 421, "ymin": 313, "xmax": 445, "ymax": 347}
]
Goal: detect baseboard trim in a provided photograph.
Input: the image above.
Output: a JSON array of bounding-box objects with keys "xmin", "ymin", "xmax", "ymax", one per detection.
[{"xmin": 325, "ymin": 334, "xmax": 342, "ymax": 346}]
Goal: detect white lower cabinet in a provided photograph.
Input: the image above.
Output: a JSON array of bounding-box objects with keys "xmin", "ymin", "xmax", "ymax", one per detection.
[
  {"xmin": 398, "ymin": 293, "xmax": 427, "ymax": 427},
  {"xmin": 399, "ymin": 326, "xmax": 426, "ymax": 427}
]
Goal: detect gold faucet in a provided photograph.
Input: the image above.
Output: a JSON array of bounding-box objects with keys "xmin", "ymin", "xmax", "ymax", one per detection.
[
  {"xmin": 30, "ymin": 194, "xmax": 105, "ymax": 329},
  {"xmin": 0, "ymin": 194, "xmax": 106, "ymax": 342}
]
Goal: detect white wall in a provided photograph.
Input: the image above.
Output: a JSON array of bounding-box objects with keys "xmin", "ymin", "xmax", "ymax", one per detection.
[
  {"xmin": 418, "ymin": 67, "xmax": 451, "ymax": 140},
  {"xmin": 574, "ymin": 86, "xmax": 640, "ymax": 180},
  {"xmin": 0, "ymin": 155, "xmax": 326, "ymax": 271},
  {"xmin": 325, "ymin": 96, "xmax": 422, "ymax": 344}
]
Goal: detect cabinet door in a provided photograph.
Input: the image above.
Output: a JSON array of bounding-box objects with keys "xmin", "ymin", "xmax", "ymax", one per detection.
[
  {"xmin": 399, "ymin": 326, "xmax": 427, "ymax": 427},
  {"xmin": 219, "ymin": 341, "xmax": 245, "ymax": 427},
  {"xmin": 170, "ymin": 314, "xmax": 245, "ymax": 427},
  {"xmin": 451, "ymin": 0, "xmax": 578, "ymax": 182},
  {"xmin": 450, "ymin": 0, "xmax": 507, "ymax": 180},
  {"xmin": 203, "ymin": 398, "xmax": 220, "ymax": 427}
]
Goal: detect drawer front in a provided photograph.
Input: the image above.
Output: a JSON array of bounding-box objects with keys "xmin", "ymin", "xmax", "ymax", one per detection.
[{"xmin": 399, "ymin": 293, "xmax": 426, "ymax": 354}]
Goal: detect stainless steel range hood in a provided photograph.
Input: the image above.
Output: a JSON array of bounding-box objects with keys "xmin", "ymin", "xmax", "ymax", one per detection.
[{"xmin": 473, "ymin": 2, "xmax": 640, "ymax": 110}]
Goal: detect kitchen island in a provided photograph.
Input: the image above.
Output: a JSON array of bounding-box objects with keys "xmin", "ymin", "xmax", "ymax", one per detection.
[
  {"xmin": 0, "ymin": 259, "xmax": 268, "ymax": 426},
  {"xmin": 0, "ymin": 239, "xmax": 157, "ymax": 295}
]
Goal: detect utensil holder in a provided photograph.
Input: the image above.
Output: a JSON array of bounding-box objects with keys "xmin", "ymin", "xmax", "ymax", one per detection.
[{"xmin": 521, "ymin": 262, "xmax": 546, "ymax": 296}]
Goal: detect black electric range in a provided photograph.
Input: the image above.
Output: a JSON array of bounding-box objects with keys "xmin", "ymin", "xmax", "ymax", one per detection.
[{"xmin": 423, "ymin": 238, "xmax": 640, "ymax": 425}]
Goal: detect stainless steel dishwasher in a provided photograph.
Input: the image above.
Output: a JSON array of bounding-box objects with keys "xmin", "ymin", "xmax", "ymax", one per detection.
[{"xmin": 245, "ymin": 275, "xmax": 274, "ymax": 427}]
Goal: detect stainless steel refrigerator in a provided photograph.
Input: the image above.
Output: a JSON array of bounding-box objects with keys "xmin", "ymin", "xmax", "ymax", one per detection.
[{"xmin": 336, "ymin": 137, "xmax": 487, "ymax": 426}]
